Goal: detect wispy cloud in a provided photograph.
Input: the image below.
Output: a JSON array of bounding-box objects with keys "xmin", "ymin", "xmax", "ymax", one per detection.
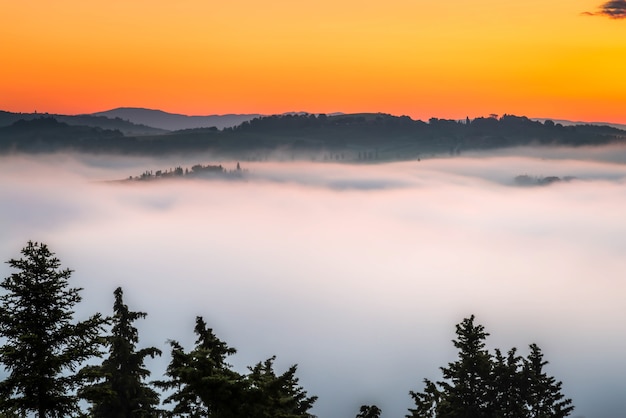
[{"xmin": 584, "ymin": 0, "xmax": 626, "ymax": 18}]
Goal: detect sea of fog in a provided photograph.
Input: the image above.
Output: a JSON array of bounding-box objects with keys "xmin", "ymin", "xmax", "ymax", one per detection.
[{"xmin": 1, "ymin": 147, "xmax": 625, "ymax": 418}]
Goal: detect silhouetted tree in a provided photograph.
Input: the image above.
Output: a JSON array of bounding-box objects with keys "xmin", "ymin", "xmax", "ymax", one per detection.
[
  {"xmin": 407, "ymin": 316, "xmax": 574, "ymax": 418},
  {"xmin": 79, "ymin": 287, "xmax": 162, "ymax": 417},
  {"xmin": 356, "ymin": 404, "xmax": 382, "ymax": 418},
  {"xmin": 437, "ymin": 315, "xmax": 493, "ymax": 417},
  {"xmin": 155, "ymin": 316, "xmax": 243, "ymax": 417},
  {"xmin": 489, "ymin": 348, "xmax": 526, "ymax": 417},
  {"xmin": 407, "ymin": 379, "xmax": 440, "ymax": 418},
  {"xmin": 523, "ymin": 344, "xmax": 574, "ymax": 418},
  {"xmin": 242, "ymin": 356, "xmax": 317, "ymax": 418},
  {"xmin": 0, "ymin": 241, "xmax": 106, "ymax": 417}
]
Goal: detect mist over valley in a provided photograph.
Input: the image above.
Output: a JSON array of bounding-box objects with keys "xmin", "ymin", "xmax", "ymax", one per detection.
[{"xmin": 1, "ymin": 146, "xmax": 625, "ymax": 417}]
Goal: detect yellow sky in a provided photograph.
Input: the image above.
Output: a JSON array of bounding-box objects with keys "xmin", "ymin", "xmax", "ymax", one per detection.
[{"xmin": 1, "ymin": 0, "xmax": 625, "ymax": 122}]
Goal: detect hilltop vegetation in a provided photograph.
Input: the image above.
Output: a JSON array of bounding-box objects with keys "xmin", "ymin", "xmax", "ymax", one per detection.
[
  {"xmin": 1, "ymin": 111, "xmax": 625, "ymax": 159},
  {"xmin": 126, "ymin": 162, "xmax": 245, "ymax": 181},
  {"xmin": 0, "ymin": 110, "xmax": 166, "ymax": 136},
  {"xmin": 92, "ymin": 107, "xmax": 260, "ymax": 131}
]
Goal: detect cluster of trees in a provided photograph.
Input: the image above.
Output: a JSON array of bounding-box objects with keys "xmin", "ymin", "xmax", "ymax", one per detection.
[
  {"xmin": 406, "ymin": 316, "xmax": 574, "ymax": 418},
  {"xmin": 0, "ymin": 242, "xmax": 575, "ymax": 417},
  {"xmin": 513, "ymin": 175, "xmax": 576, "ymax": 187},
  {"xmin": 130, "ymin": 163, "xmax": 244, "ymax": 182},
  {"xmin": 0, "ymin": 242, "xmax": 316, "ymax": 417},
  {"xmin": 2, "ymin": 112, "xmax": 625, "ymax": 158}
]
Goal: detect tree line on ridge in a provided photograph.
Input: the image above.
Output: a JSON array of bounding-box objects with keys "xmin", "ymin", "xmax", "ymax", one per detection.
[{"xmin": 0, "ymin": 112, "xmax": 624, "ymax": 159}]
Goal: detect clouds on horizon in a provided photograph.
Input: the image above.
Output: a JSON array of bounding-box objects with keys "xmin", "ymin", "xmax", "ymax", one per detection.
[{"xmin": 584, "ymin": 0, "xmax": 626, "ymax": 18}]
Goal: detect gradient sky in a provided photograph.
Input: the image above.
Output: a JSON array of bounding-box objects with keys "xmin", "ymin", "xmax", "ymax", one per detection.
[{"xmin": 1, "ymin": 0, "xmax": 625, "ymax": 122}]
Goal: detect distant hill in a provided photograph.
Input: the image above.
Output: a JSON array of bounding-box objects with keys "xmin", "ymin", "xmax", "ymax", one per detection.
[
  {"xmin": 0, "ymin": 111, "xmax": 166, "ymax": 136},
  {"xmin": 2, "ymin": 112, "xmax": 626, "ymax": 159},
  {"xmin": 532, "ymin": 118, "xmax": 626, "ymax": 131},
  {"xmin": 92, "ymin": 108, "xmax": 261, "ymax": 131},
  {"xmin": 0, "ymin": 117, "xmax": 131, "ymax": 153}
]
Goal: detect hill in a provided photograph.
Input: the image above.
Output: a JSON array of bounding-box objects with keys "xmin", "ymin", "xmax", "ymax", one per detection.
[
  {"xmin": 532, "ymin": 118, "xmax": 626, "ymax": 131},
  {"xmin": 1, "ymin": 113, "xmax": 625, "ymax": 159},
  {"xmin": 0, "ymin": 111, "xmax": 165, "ymax": 136},
  {"xmin": 92, "ymin": 107, "xmax": 261, "ymax": 131},
  {"xmin": 0, "ymin": 117, "xmax": 131, "ymax": 153}
]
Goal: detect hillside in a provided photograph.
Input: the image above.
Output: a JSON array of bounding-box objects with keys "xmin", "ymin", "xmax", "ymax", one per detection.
[
  {"xmin": 92, "ymin": 107, "xmax": 261, "ymax": 131},
  {"xmin": 1, "ymin": 113, "xmax": 625, "ymax": 159},
  {"xmin": 0, "ymin": 111, "xmax": 166, "ymax": 136}
]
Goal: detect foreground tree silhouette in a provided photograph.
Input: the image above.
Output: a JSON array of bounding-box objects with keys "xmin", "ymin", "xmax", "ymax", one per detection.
[
  {"xmin": 79, "ymin": 287, "xmax": 162, "ymax": 417},
  {"xmin": 0, "ymin": 241, "xmax": 106, "ymax": 417},
  {"xmin": 156, "ymin": 316, "xmax": 317, "ymax": 418},
  {"xmin": 155, "ymin": 316, "xmax": 243, "ymax": 417},
  {"xmin": 355, "ymin": 404, "xmax": 382, "ymax": 418},
  {"xmin": 523, "ymin": 344, "xmax": 574, "ymax": 418},
  {"xmin": 407, "ymin": 315, "xmax": 574, "ymax": 418},
  {"xmin": 437, "ymin": 315, "xmax": 493, "ymax": 417},
  {"xmin": 242, "ymin": 356, "xmax": 317, "ymax": 418}
]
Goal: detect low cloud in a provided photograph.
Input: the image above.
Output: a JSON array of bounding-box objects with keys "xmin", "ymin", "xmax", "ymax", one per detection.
[
  {"xmin": 584, "ymin": 0, "xmax": 626, "ymax": 18},
  {"xmin": 1, "ymin": 150, "xmax": 626, "ymax": 418}
]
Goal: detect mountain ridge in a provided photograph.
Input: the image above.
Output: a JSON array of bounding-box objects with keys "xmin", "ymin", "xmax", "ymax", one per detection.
[
  {"xmin": 0, "ymin": 110, "xmax": 166, "ymax": 136},
  {"xmin": 91, "ymin": 107, "xmax": 261, "ymax": 131},
  {"xmin": 2, "ymin": 112, "xmax": 625, "ymax": 158}
]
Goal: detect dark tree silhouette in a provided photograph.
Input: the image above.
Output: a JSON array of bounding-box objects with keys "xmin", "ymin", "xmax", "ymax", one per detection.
[
  {"xmin": 489, "ymin": 348, "xmax": 526, "ymax": 417},
  {"xmin": 0, "ymin": 241, "xmax": 106, "ymax": 417},
  {"xmin": 407, "ymin": 316, "xmax": 574, "ymax": 418},
  {"xmin": 79, "ymin": 287, "xmax": 162, "ymax": 417},
  {"xmin": 243, "ymin": 356, "xmax": 317, "ymax": 418},
  {"xmin": 523, "ymin": 344, "xmax": 574, "ymax": 418},
  {"xmin": 155, "ymin": 316, "xmax": 243, "ymax": 417},
  {"xmin": 356, "ymin": 404, "xmax": 382, "ymax": 418}
]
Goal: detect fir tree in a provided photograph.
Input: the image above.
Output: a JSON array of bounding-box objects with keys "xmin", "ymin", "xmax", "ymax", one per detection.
[
  {"xmin": 437, "ymin": 315, "xmax": 493, "ymax": 418},
  {"xmin": 155, "ymin": 316, "xmax": 243, "ymax": 418},
  {"xmin": 79, "ymin": 287, "xmax": 162, "ymax": 417},
  {"xmin": 355, "ymin": 404, "xmax": 382, "ymax": 418},
  {"xmin": 0, "ymin": 241, "xmax": 106, "ymax": 417},
  {"xmin": 407, "ymin": 316, "xmax": 574, "ymax": 418},
  {"xmin": 243, "ymin": 356, "xmax": 317, "ymax": 418},
  {"xmin": 407, "ymin": 379, "xmax": 439, "ymax": 418},
  {"xmin": 489, "ymin": 348, "xmax": 526, "ymax": 417},
  {"xmin": 523, "ymin": 344, "xmax": 574, "ymax": 418}
]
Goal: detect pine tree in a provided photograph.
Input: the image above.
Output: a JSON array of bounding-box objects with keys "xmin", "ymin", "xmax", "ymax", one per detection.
[
  {"xmin": 79, "ymin": 287, "xmax": 162, "ymax": 417},
  {"xmin": 407, "ymin": 379, "xmax": 439, "ymax": 418},
  {"xmin": 243, "ymin": 356, "xmax": 317, "ymax": 418},
  {"xmin": 0, "ymin": 241, "xmax": 106, "ymax": 417},
  {"xmin": 489, "ymin": 348, "xmax": 526, "ymax": 417},
  {"xmin": 407, "ymin": 316, "xmax": 574, "ymax": 418},
  {"xmin": 437, "ymin": 315, "xmax": 493, "ymax": 418},
  {"xmin": 523, "ymin": 344, "xmax": 574, "ymax": 418},
  {"xmin": 355, "ymin": 404, "xmax": 382, "ymax": 418},
  {"xmin": 155, "ymin": 316, "xmax": 243, "ymax": 418}
]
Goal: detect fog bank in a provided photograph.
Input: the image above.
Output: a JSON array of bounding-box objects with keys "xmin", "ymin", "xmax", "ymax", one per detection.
[{"xmin": 1, "ymin": 148, "xmax": 625, "ymax": 418}]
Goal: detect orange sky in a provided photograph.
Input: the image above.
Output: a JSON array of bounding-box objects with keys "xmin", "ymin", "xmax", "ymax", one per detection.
[{"xmin": 1, "ymin": 0, "xmax": 625, "ymax": 122}]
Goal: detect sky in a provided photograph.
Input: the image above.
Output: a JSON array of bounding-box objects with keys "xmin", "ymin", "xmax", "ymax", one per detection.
[
  {"xmin": 1, "ymin": 0, "xmax": 625, "ymax": 122},
  {"xmin": 1, "ymin": 150, "xmax": 626, "ymax": 417}
]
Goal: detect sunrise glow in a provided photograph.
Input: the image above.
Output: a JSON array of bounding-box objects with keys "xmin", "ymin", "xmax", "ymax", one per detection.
[{"xmin": 1, "ymin": 0, "xmax": 625, "ymax": 122}]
